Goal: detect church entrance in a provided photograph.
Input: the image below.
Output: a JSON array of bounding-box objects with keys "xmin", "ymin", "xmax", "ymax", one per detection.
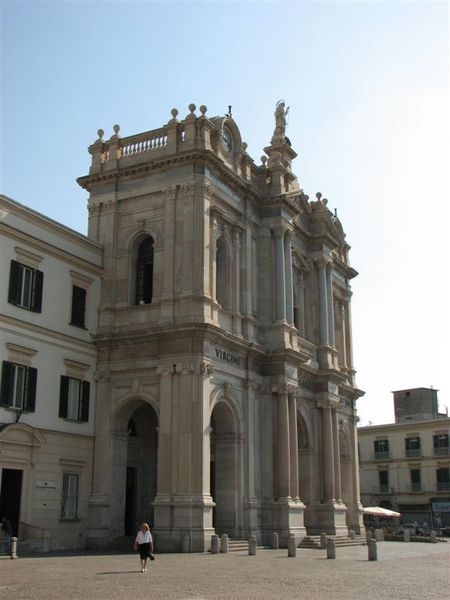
[
  {"xmin": 210, "ymin": 402, "xmax": 239, "ymax": 537},
  {"xmin": 117, "ymin": 402, "xmax": 158, "ymax": 536}
]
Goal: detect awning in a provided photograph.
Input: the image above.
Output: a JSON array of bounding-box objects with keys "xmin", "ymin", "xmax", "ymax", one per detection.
[{"xmin": 363, "ymin": 506, "xmax": 401, "ymax": 517}]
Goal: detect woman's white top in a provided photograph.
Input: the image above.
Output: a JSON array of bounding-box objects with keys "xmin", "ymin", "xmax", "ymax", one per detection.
[{"xmin": 135, "ymin": 530, "xmax": 153, "ymax": 544}]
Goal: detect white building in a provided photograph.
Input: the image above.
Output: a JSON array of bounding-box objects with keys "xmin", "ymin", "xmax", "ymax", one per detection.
[
  {"xmin": 359, "ymin": 388, "xmax": 450, "ymax": 529},
  {"xmin": 0, "ymin": 195, "xmax": 102, "ymax": 551}
]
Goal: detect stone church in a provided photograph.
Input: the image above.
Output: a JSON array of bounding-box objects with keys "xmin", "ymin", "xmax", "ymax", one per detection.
[{"xmin": 77, "ymin": 102, "xmax": 365, "ymax": 551}]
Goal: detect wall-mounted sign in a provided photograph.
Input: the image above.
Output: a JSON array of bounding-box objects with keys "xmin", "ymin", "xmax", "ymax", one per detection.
[{"xmin": 214, "ymin": 347, "xmax": 241, "ymax": 368}]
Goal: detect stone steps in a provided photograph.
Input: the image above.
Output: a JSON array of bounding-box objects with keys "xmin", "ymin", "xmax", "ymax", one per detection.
[{"xmin": 299, "ymin": 535, "xmax": 366, "ymax": 549}]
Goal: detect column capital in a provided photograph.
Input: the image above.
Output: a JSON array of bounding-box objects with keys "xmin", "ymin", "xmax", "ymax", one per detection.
[
  {"xmin": 317, "ymin": 397, "xmax": 340, "ymax": 410},
  {"xmin": 314, "ymin": 255, "xmax": 332, "ymax": 269}
]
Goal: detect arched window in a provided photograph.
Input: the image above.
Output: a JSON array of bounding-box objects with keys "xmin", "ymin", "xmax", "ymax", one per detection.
[
  {"xmin": 216, "ymin": 237, "xmax": 230, "ymax": 309},
  {"xmin": 135, "ymin": 237, "xmax": 154, "ymax": 305}
]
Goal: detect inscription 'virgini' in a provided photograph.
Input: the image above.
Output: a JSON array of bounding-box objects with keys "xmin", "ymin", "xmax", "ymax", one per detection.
[{"xmin": 214, "ymin": 347, "xmax": 241, "ymax": 367}]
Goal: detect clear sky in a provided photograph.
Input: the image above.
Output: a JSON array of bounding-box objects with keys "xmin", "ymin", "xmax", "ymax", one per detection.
[{"xmin": 1, "ymin": 1, "xmax": 448, "ymax": 425}]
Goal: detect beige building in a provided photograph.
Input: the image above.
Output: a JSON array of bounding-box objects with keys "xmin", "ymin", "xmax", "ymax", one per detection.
[
  {"xmin": 0, "ymin": 195, "xmax": 102, "ymax": 551},
  {"xmin": 76, "ymin": 102, "xmax": 365, "ymax": 551},
  {"xmin": 359, "ymin": 388, "xmax": 450, "ymax": 528}
]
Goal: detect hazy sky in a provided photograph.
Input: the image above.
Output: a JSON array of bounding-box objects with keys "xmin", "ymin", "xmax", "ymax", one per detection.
[{"xmin": 1, "ymin": 1, "xmax": 448, "ymax": 425}]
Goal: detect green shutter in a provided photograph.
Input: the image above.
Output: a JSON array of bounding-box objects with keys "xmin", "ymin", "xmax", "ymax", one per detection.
[
  {"xmin": 32, "ymin": 270, "xmax": 44, "ymax": 313},
  {"xmin": 70, "ymin": 286, "xmax": 86, "ymax": 327},
  {"xmin": 80, "ymin": 381, "xmax": 90, "ymax": 422},
  {"xmin": 59, "ymin": 376, "xmax": 69, "ymax": 418},
  {"xmin": 25, "ymin": 367, "xmax": 37, "ymax": 412},
  {"xmin": 8, "ymin": 261, "xmax": 22, "ymax": 305},
  {"xmin": 0, "ymin": 361, "xmax": 14, "ymax": 407}
]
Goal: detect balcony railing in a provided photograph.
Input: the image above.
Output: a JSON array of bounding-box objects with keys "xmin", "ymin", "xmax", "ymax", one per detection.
[
  {"xmin": 374, "ymin": 451, "xmax": 390, "ymax": 460},
  {"xmin": 436, "ymin": 482, "xmax": 450, "ymax": 492},
  {"xmin": 405, "ymin": 448, "xmax": 421, "ymax": 458},
  {"xmin": 379, "ymin": 484, "xmax": 390, "ymax": 493},
  {"xmin": 434, "ymin": 447, "xmax": 450, "ymax": 456},
  {"xmin": 410, "ymin": 482, "xmax": 422, "ymax": 492}
]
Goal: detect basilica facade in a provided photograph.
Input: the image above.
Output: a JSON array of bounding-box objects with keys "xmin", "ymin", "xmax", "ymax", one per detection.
[{"xmin": 77, "ymin": 103, "xmax": 365, "ymax": 551}]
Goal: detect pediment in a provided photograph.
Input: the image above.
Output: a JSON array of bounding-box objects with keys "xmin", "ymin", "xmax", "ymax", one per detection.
[{"xmin": 0, "ymin": 423, "xmax": 46, "ymax": 447}]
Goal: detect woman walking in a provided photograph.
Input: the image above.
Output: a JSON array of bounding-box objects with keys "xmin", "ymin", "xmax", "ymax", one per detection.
[{"xmin": 134, "ymin": 522, "xmax": 154, "ymax": 573}]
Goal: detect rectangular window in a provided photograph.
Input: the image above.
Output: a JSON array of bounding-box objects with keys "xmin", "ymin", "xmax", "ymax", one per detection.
[
  {"xmin": 433, "ymin": 434, "xmax": 449, "ymax": 456},
  {"xmin": 436, "ymin": 467, "xmax": 450, "ymax": 492},
  {"xmin": 8, "ymin": 260, "xmax": 43, "ymax": 312},
  {"xmin": 0, "ymin": 361, "xmax": 37, "ymax": 412},
  {"xmin": 374, "ymin": 439, "xmax": 390, "ymax": 459},
  {"xmin": 59, "ymin": 376, "xmax": 90, "ymax": 422},
  {"xmin": 410, "ymin": 469, "xmax": 421, "ymax": 492},
  {"xmin": 70, "ymin": 285, "xmax": 86, "ymax": 328},
  {"xmin": 61, "ymin": 473, "xmax": 79, "ymax": 519},
  {"xmin": 405, "ymin": 436, "xmax": 421, "ymax": 458},
  {"xmin": 378, "ymin": 470, "xmax": 389, "ymax": 493}
]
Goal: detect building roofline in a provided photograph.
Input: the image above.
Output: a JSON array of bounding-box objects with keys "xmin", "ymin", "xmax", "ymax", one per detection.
[
  {"xmin": 358, "ymin": 416, "xmax": 450, "ymax": 433},
  {"xmin": 391, "ymin": 387, "xmax": 439, "ymax": 393},
  {"xmin": 0, "ymin": 194, "xmax": 103, "ymax": 251}
]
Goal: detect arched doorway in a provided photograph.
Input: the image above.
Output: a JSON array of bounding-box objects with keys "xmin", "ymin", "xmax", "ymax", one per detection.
[
  {"xmin": 210, "ymin": 401, "xmax": 239, "ymax": 536},
  {"xmin": 111, "ymin": 401, "xmax": 158, "ymax": 537}
]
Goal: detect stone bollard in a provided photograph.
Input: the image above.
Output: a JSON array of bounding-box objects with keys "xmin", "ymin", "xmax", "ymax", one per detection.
[
  {"xmin": 380, "ymin": 529, "xmax": 385, "ymax": 542},
  {"xmin": 220, "ymin": 533, "xmax": 229, "ymax": 554},
  {"xmin": 249, "ymin": 535, "xmax": 257, "ymax": 556},
  {"xmin": 211, "ymin": 534, "xmax": 219, "ymax": 554},
  {"xmin": 181, "ymin": 534, "xmax": 190, "ymax": 553},
  {"xmin": 403, "ymin": 530, "xmax": 410, "ymax": 542},
  {"xmin": 288, "ymin": 534, "xmax": 297, "ymax": 558},
  {"xmin": 374, "ymin": 529, "xmax": 381, "ymax": 542},
  {"xmin": 326, "ymin": 538, "xmax": 336, "ymax": 559},
  {"xmin": 349, "ymin": 529, "xmax": 356, "ymax": 540},
  {"xmin": 320, "ymin": 532, "xmax": 327, "ymax": 549},
  {"xmin": 368, "ymin": 538, "xmax": 377, "ymax": 561},
  {"xmin": 272, "ymin": 532, "xmax": 279, "ymax": 550},
  {"xmin": 10, "ymin": 537, "xmax": 18, "ymax": 560},
  {"xmin": 430, "ymin": 530, "xmax": 437, "ymax": 543}
]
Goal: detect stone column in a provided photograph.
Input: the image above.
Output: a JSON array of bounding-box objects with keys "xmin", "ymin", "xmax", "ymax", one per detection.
[
  {"xmin": 326, "ymin": 265, "xmax": 335, "ymax": 347},
  {"xmin": 284, "ymin": 231, "xmax": 294, "ymax": 325},
  {"xmin": 275, "ymin": 385, "xmax": 290, "ymax": 499},
  {"xmin": 273, "ymin": 227, "xmax": 286, "ymax": 322},
  {"xmin": 298, "ymin": 271, "xmax": 306, "ymax": 338},
  {"xmin": 211, "ymin": 218, "xmax": 221, "ymax": 303},
  {"xmin": 340, "ymin": 303, "xmax": 348, "ymax": 368},
  {"xmin": 233, "ymin": 229, "xmax": 241, "ymax": 314},
  {"xmin": 350, "ymin": 413, "xmax": 364, "ymax": 534},
  {"xmin": 288, "ymin": 390, "xmax": 299, "ymax": 500},
  {"xmin": 320, "ymin": 400, "xmax": 335, "ymax": 502},
  {"xmin": 316, "ymin": 259, "xmax": 329, "ymax": 345},
  {"xmin": 332, "ymin": 410, "xmax": 342, "ymax": 502}
]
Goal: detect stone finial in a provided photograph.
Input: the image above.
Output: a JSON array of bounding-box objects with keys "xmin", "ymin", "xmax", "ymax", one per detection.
[
  {"xmin": 322, "ymin": 198, "xmax": 328, "ymax": 206},
  {"xmin": 261, "ymin": 156, "xmax": 267, "ymax": 166},
  {"xmin": 96, "ymin": 128, "xmax": 104, "ymax": 143},
  {"xmin": 171, "ymin": 108, "xmax": 179, "ymax": 119},
  {"xmin": 316, "ymin": 192, "xmax": 322, "ymax": 200},
  {"xmin": 242, "ymin": 142, "xmax": 248, "ymax": 152},
  {"xmin": 199, "ymin": 105, "xmax": 207, "ymax": 116},
  {"xmin": 111, "ymin": 124, "xmax": 121, "ymax": 139},
  {"xmin": 188, "ymin": 103, "xmax": 196, "ymax": 116}
]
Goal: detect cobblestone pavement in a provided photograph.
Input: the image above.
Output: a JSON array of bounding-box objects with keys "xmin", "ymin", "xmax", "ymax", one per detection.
[{"xmin": 1, "ymin": 542, "xmax": 449, "ymax": 600}]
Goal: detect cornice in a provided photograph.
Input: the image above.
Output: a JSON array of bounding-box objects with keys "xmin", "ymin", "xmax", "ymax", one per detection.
[
  {"xmin": 78, "ymin": 149, "xmax": 262, "ymax": 204},
  {"xmin": 0, "ymin": 314, "xmax": 97, "ymax": 355},
  {"xmin": 0, "ymin": 223, "xmax": 103, "ymax": 276},
  {"xmin": 0, "ymin": 195, "xmax": 103, "ymax": 253}
]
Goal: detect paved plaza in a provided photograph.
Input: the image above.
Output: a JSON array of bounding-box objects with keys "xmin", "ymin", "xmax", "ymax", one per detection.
[{"xmin": 1, "ymin": 542, "xmax": 449, "ymax": 600}]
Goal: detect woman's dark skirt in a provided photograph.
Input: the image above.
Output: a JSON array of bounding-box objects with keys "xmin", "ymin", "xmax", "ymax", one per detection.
[{"xmin": 138, "ymin": 543, "xmax": 151, "ymax": 559}]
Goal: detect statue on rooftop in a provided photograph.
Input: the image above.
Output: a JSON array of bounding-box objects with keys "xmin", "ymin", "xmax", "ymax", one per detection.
[{"xmin": 271, "ymin": 100, "xmax": 289, "ymax": 144}]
